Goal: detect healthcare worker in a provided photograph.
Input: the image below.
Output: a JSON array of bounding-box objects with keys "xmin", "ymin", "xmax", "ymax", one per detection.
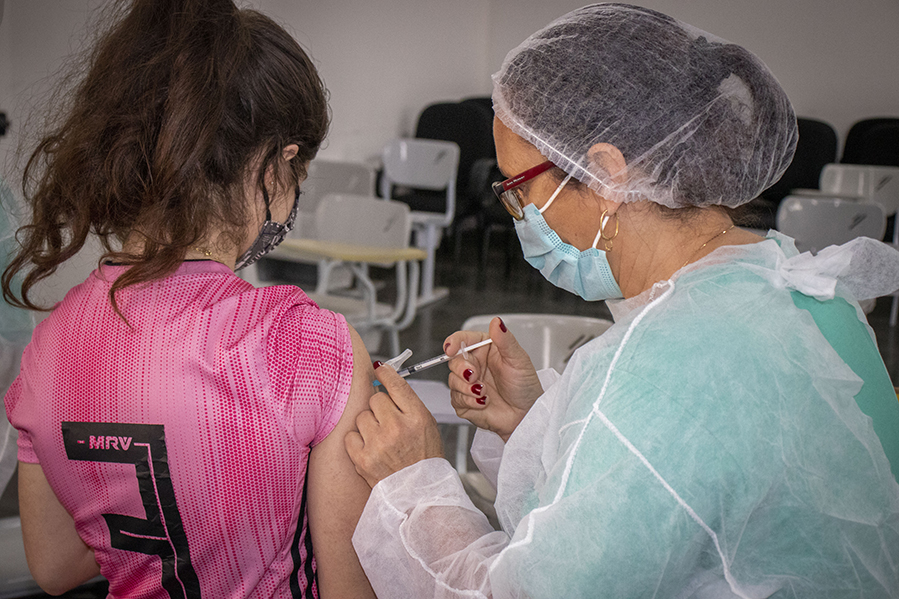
[
  {"xmin": 346, "ymin": 4, "xmax": 899, "ymax": 598},
  {"xmin": 2, "ymin": 0, "xmax": 376, "ymax": 596}
]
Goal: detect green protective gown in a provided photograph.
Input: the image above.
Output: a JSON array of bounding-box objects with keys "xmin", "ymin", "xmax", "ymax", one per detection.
[{"xmin": 353, "ymin": 232, "xmax": 899, "ymax": 599}]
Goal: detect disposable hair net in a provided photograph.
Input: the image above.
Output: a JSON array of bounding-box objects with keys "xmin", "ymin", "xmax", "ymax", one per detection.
[
  {"xmin": 1, "ymin": 177, "xmax": 34, "ymax": 495},
  {"xmin": 492, "ymin": 3, "xmax": 798, "ymax": 209}
]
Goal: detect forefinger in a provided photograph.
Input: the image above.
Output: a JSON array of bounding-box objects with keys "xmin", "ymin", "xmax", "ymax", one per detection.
[{"xmin": 443, "ymin": 330, "xmax": 490, "ymax": 359}]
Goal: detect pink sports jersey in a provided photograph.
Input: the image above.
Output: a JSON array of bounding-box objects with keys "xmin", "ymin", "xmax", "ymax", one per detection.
[{"xmin": 5, "ymin": 260, "xmax": 354, "ymax": 598}]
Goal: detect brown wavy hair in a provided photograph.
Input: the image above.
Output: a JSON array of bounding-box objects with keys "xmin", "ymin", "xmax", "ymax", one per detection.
[{"xmin": 2, "ymin": 0, "xmax": 329, "ymax": 314}]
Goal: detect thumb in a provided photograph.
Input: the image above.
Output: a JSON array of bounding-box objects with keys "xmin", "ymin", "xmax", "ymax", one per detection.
[
  {"xmin": 489, "ymin": 317, "xmax": 530, "ymax": 364},
  {"xmin": 372, "ymin": 364, "xmax": 423, "ymax": 415}
]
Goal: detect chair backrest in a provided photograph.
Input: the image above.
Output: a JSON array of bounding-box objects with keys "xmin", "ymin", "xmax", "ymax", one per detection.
[
  {"xmin": 460, "ymin": 96, "xmax": 494, "ymax": 116},
  {"xmin": 819, "ymin": 164, "xmax": 899, "ymax": 216},
  {"xmin": 314, "ymin": 193, "xmax": 411, "ymax": 249},
  {"xmin": 292, "ymin": 159, "xmax": 375, "ymax": 239},
  {"xmin": 414, "ymin": 101, "xmax": 494, "ymax": 211},
  {"xmin": 381, "ymin": 138, "xmax": 459, "ymax": 191},
  {"xmin": 842, "ymin": 118, "xmax": 899, "ymax": 166},
  {"xmin": 760, "ymin": 117, "xmax": 838, "ymax": 203},
  {"xmin": 776, "ymin": 195, "xmax": 887, "ymax": 254},
  {"xmin": 461, "ymin": 313, "xmax": 613, "ymax": 373},
  {"xmin": 380, "ymin": 138, "xmax": 460, "ymax": 223}
]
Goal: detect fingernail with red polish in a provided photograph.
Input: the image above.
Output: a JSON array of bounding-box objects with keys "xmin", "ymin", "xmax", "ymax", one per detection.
[
  {"xmin": 444, "ymin": 342, "xmax": 451, "ymax": 352},
  {"xmin": 471, "ymin": 383, "xmax": 483, "ymax": 396},
  {"xmin": 476, "ymin": 397, "xmax": 486, "ymax": 405},
  {"xmin": 463, "ymin": 369, "xmax": 474, "ymax": 382},
  {"xmin": 373, "ymin": 361, "xmax": 382, "ymax": 369},
  {"xmin": 499, "ymin": 318, "xmax": 507, "ymax": 333}
]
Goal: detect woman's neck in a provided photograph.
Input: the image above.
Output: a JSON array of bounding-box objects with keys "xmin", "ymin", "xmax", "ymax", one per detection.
[
  {"xmin": 122, "ymin": 232, "xmax": 238, "ymax": 270},
  {"xmin": 609, "ymin": 203, "xmax": 763, "ymax": 298}
]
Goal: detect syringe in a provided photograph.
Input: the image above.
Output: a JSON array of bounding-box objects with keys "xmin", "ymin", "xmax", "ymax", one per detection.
[{"xmin": 394, "ymin": 338, "xmax": 494, "ymax": 378}]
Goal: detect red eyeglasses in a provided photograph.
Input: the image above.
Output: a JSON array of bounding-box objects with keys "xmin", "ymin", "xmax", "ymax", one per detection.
[{"xmin": 491, "ymin": 160, "xmax": 555, "ymax": 220}]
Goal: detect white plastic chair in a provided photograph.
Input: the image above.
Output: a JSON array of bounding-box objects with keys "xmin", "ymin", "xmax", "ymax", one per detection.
[
  {"xmin": 380, "ymin": 139, "xmax": 460, "ymax": 307},
  {"xmin": 292, "ymin": 159, "xmax": 376, "ymax": 240},
  {"xmin": 791, "ymin": 164, "xmax": 899, "ymax": 238},
  {"xmin": 788, "ymin": 165, "xmax": 899, "ymax": 324},
  {"xmin": 409, "ymin": 313, "xmax": 613, "ymax": 475},
  {"xmin": 819, "ymin": 164, "xmax": 899, "ymax": 221},
  {"xmin": 776, "ymin": 195, "xmax": 887, "ymax": 317},
  {"xmin": 272, "ymin": 193, "xmax": 426, "ymax": 356},
  {"xmin": 461, "ymin": 314, "xmax": 614, "ymax": 372},
  {"xmin": 776, "ymin": 195, "xmax": 886, "ymax": 255},
  {"xmin": 241, "ymin": 159, "xmax": 375, "ymax": 288}
]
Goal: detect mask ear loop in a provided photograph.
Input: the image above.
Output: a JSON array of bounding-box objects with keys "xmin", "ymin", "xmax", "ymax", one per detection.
[
  {"xmin": 596, "ymin": 210, "xmax": 619, "ymax": 251},
  {"xmin": 538, "ymin": 174, "xmax": 573, "ymax": 214},
  {"xmin": 261, "ymin": 185, "xmax": 273, "ymax": 222}
]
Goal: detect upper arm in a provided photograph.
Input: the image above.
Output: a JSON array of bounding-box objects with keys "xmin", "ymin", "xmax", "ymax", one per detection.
[
  {"xmin": 306, "ymin": 325, "xmax": 376, "ymax": 598},
  {"xmin": 18, "ymin": 461, "xmax": 100, "ymax": 595}
]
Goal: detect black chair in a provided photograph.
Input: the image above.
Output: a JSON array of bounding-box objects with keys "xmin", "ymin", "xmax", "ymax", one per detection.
[
  {"xmin": 737, "ymin": 117, "xmax": 838, "ymax": 230},
  {"xmin": 415, "ymin": 101, "xmax": 494, "ymax": 200},
  {"xmin": 410, "ymin": 101, "xmax": 496, "ymax": 264},
  {"xmin": 466, "ymin": 157, "xmax": 521, "ymax": 285},
  {"xmin": 841, "ymin": 118, "xmax": 899, "ymax": 166},
  {"xmin": 460, "ymin": 96, "xmax": 494, "ymax": 118},
  {"xmin": 839, "ymin": 117, "xmax": 899, "ymax": 243}
]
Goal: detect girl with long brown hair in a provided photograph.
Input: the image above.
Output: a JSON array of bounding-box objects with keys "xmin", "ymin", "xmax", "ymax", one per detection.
[{"xmin": 2, "ymin": 1, "xmax": 376, "ymax": 596}]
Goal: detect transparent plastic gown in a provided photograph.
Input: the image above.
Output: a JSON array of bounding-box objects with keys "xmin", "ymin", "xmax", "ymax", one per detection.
[{"xmin": 353, "ymin": 233, "xmax": 899, "ymax": 599}]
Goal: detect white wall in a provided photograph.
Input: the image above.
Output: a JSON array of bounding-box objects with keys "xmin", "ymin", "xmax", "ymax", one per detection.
[
  {"xmin": 0, "ymin": 0, "xmax": 897, "ymax": 303},
  {"xmin": 257, "ymin": 0, "xmax": 491, "ymax": 163},
  {"xmin": 2, "ymin": 0, "xmax": 898, "ymax": 169},
  {"xmin": 482, "ymin": 0, "xmax": 899, "ymax": 148}
]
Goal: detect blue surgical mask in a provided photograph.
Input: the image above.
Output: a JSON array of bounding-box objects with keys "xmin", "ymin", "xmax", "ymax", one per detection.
[
  {"xmin": 234, "ymin": 185, "xmax": 300, "ymax": 271},
  {"xmin": 513, "ymin": 176, "xmax": 623, "ymax": 301}
]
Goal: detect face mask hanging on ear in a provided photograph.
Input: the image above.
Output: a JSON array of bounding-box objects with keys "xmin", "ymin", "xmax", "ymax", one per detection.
[
  {"xmin": 234, "ymin": 185, "xmax": 300, "ymax": 271},
  {"xmin": 514, "ymin": 175, "xmax": 623, "ymax": 301}
]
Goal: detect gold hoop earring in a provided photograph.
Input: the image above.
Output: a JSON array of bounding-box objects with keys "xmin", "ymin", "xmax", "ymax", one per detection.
[{"xmin": 599, "ymin": 210, "xmax": 620, "ymax": 251}]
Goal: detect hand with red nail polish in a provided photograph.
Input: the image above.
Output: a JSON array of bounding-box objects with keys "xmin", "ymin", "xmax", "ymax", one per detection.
[{"xmin": 442, "ymin": 316, "xmax": 543, "ymax": 441}]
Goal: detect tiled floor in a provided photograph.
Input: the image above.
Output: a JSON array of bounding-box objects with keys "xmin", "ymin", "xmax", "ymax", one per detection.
[{"xmin": 5, "ymin": 229, "xmax": 899, "ymax": 597}]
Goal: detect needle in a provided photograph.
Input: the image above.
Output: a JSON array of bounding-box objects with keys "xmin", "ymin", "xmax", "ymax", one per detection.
[{"xmin": 395, "ymin": 338, "xmax": 493, "ymax": 378}]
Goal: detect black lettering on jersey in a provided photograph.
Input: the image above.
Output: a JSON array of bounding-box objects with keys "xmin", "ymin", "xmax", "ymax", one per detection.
[{"xmin": 63, "ymin": 422, "xmax": 201, "ymax": 599}]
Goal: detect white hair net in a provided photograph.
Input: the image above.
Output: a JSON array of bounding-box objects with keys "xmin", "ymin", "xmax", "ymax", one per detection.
[{"xmin": 492, "ymin": 3, "xmax": 798, "ymax": 209}]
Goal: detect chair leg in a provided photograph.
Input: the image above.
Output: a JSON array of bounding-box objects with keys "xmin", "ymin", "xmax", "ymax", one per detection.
[
  {"xmin": 388, "ymin": 329, "xmax": 401, "ymax": 358},
  {"xmin": 504, "ymin": 228, "xmax": 517, "ymax": 278},
  {"xmin": 478, "ymin": 226, "xmax": 492, "ymax": 289},
  {"xmin": 891, "ymin": 293, "xmax": 899, "ymax": 327},
  {"xmin": 416, "ymin": 224, "xmax": 440, "ymax": 304}
]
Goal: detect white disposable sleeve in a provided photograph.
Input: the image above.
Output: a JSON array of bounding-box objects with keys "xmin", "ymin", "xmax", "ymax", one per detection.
[
  {"xmin": 352, "ymin": 458, "xmax": 510, "ymax": 599},
  {"xmin": 470, "ymin": 368, "xmax": 560, "ymax": 490},
  {"xmin": 470, "ymin": 428, "xmax": 503, "ymax": 488}
]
